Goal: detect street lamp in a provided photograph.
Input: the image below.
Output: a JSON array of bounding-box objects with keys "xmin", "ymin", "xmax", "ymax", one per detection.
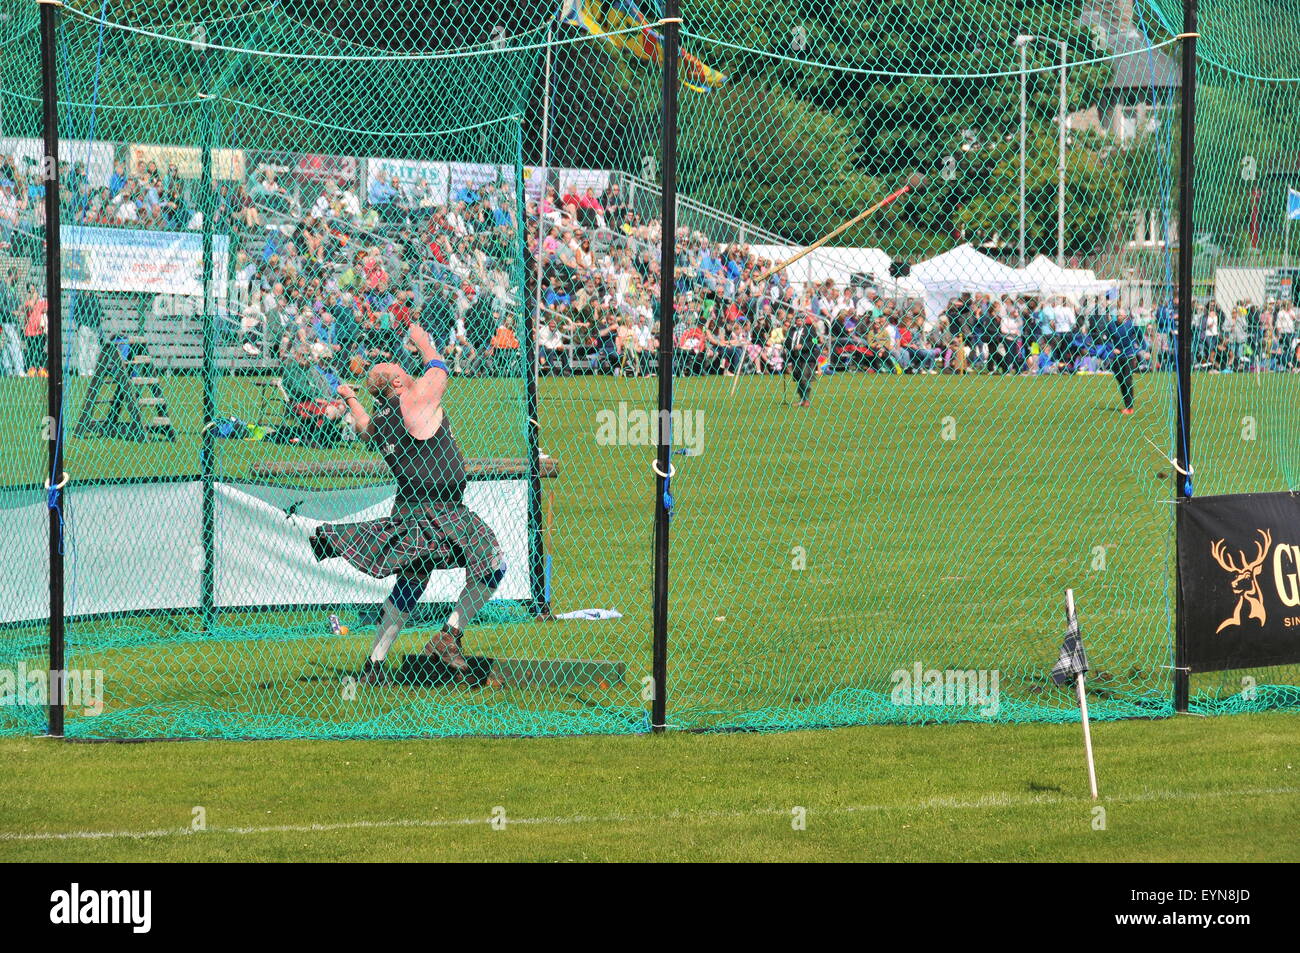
[{"xmin": 1016, "ymin": 34, "xmax": 1068, "ymax": 267}]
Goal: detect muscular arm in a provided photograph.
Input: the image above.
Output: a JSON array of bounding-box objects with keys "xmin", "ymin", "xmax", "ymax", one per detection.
[
  {"xmin": 406, "ymin": 322, "xmax": 450, "ymax": 407},
  {"xmin": 335, "ymin": 384, "xmax": 375, "ymax": 440}
]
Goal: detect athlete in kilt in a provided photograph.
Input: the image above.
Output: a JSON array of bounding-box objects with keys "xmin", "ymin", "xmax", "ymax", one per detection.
[{"xmin": 310, "ymin": 322, "xmax": 505, "ymax": 684}]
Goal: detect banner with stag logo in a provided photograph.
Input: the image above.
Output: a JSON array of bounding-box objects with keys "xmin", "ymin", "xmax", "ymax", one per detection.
[{"xmin": 1177, "ymin": 492, "xmax": 1300, "ymax": 672}]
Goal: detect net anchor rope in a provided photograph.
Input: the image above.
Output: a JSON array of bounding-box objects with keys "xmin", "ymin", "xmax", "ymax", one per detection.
[
  {"xmin": 57, "ymin": 6, "xmax": 649, "ymax": 62},
  {"xmin": 679, "ymin": 29, "xmax": 1191, "ymax": 79},
  {"xmin": 1142, "ymin": 435, "xmax": 1193, "ymax": 478}
]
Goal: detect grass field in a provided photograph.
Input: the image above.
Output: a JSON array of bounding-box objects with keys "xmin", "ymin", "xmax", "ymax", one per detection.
[
  {"xmin": 1, "ymin": 713, "xmax": 1296, "ymax": 861},
  {"xmin": 1, "ymin": 367, "xmax": 1297, "ymax": 861},
  {"xmin": 1, "ymin": 368, "xmax": 1298, "ymax": 738}
]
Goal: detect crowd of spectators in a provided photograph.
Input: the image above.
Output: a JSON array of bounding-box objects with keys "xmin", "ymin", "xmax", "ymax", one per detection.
[{"xmin": 4, "ymin": 147, "xmax": 1300, "ymax": 387}]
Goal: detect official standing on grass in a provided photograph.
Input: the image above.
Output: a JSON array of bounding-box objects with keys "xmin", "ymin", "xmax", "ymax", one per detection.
[
  {"xmin": 786, "ymin": 312, "xmax": 824, "ymax": 408},
  {"xmin": 1109, "ymin": 309, "xmax": 1144, "ymax": 416}
]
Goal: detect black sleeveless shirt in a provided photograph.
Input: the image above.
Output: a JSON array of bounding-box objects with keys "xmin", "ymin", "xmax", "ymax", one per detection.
[{"xmin": 371, "ymin": 396, "xmax": 467, "ymax": 505}]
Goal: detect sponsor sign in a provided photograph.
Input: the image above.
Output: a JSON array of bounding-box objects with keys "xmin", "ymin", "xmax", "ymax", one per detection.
[{"xmin": 1177, "ymin": 492, "xmax": 1300, "ymax": 671}]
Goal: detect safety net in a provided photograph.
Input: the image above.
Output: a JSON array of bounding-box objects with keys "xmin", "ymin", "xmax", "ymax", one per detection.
[{"xmin": 0, "ymin": 0, "xmax": 1296, "ymax": 738}]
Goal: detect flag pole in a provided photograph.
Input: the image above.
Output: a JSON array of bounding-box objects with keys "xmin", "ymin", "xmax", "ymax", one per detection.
[
  {"xmin": 1066, "ymin": 589, "xmax": 1098, "ymax": 800},
  {"xmin": 1075, "ymin": 675, "xmax": 1099, "ymax": 800}
]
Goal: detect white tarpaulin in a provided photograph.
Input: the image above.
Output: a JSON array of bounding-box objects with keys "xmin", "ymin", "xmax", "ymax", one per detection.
[
  {"xmin": 747, "ymin": 245, "xmax": 925, "ymax": 297},
  {"xmin": 215, "ymin": 480, "xmax": 531, "ymax": 608},
  {"xmin": 911, "ymin": 244, "xmax": 1041, "ymax": 321},
  {"xmin": 0, "ymin": 479, "xmax": 532, "ymax": 625},
  {"xmin": 1018, "ymin": 255, "xmax": 1116, "ymax": 302},
  {"xmin": 0, "ymin": 481, "xmax": 202, "ymax": 625}
]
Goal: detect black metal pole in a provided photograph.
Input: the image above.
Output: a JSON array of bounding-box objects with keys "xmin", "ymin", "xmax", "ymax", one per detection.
[
  {"xmin": 1173, "ymin": 0, "xmax": 1198, "ymax": 714},
  {"xmin": 516, "ymin": 128, "xmax": 546, "ymax": 618},
  {"xmin": 192, "ymin": 20, "xmax": 256, "ymax": 632},
  {"xmin": 198, "ymin": 38, "xmax": 217, "ymax": 632},
  {"xmin": 39, "ymin": 0, "xmax": 64, "ymax": 738},
  {"xmin": 650, "ymin": 2, "xmax": 680, "ymax": 733}
]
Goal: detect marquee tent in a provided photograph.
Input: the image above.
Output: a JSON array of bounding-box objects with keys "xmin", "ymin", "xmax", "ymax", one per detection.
[{"xmin": 910, "ymin": 244, "xmax": 1040, "ymax": 321}]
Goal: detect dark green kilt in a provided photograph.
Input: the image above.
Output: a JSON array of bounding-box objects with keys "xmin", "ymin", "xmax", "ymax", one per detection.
[{"xmin": 311, "ymin": 500, "xmax": 500, "ymax": 580}]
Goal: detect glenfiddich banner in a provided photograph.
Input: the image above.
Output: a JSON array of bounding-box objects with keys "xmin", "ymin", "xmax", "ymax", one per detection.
[{"xmin": 1177, "ymin": 492, "xmax": 1300, "ymax": 672}]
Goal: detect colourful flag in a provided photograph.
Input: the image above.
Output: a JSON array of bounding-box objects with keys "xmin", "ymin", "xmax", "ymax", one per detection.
[
  {"xmin": 1050, "ymin": 603, "xmax": 1089, "ymax": 686},
  {"xmin": 557, "ymin": 0, "xmax": 727, "ymax": 93},
  {"xmin": 1287, "ymin": 187, "xmax": 1300, "ymax": 222}
]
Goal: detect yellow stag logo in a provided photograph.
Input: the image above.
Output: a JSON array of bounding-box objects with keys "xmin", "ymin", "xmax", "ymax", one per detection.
[{"xmin": 1209, "ymin": 529, "xmax": 1272, "ymax": 634}]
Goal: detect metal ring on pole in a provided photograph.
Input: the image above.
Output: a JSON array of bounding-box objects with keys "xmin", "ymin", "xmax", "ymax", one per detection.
[
  {"xmin": 651, "ymin": 459, "xmax": 676, "ymax": 480},
  {"xmin": 44, "ymin": 471, "xmax": 69, "ymax": 490}
]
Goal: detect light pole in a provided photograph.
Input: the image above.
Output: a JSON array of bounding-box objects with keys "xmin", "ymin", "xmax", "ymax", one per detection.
[
  {"xmin": 1017, "ymin": 35, "xmax": 1029, "ymax": 267},
  {"xmin": 1057, "ymin": 38, "xmax": 1067, "ymax": 268},
  {"xmin": 1015, "ymin": 35, "xmax": 1068, "ymax": 267}
]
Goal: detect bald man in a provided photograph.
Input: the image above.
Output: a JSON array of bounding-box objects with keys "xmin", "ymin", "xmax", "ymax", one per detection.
[{"xmin": 309, "ymin": 322, "xmax": 504, "ymax": 684}]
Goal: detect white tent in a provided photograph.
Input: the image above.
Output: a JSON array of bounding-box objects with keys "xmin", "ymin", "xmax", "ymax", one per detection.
[
  {"xmin": 910, "ymin": 244, "xmax": 1041, "ymax": 321},
  {"xmin": 748, "ymin": 244, "xmax": 925, "ymax": 297},
  {"xmin": 1019, "ymin": 255, "xmax": 1116, "ymax": 303}
]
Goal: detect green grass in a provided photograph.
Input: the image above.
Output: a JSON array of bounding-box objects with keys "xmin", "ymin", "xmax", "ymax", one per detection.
[
  {"xmin": 2, "ymin": 369, "xmax": 1297, "ymax": 860},
  {"xmin": 1, "ymin": 714, "xmax": 1296, "ymax": 861},
  {"xmin": 2, "ymin": 369, "xmax": 1298, "ymax": 737}
]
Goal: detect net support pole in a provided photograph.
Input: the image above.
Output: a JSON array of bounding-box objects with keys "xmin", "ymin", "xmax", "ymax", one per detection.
[
  {"xmin": 1056, "ymin": 39, "xmax": 1066, "ymax": 268},
  {"xmin": 535, "ymin": 24, "xmax": 550, "ymax": 325},
  {"xmin": 527, "ymin": 28, "xmax": 551, "ymax": 617},
  {"xmin": 198, "ymin": 36, "xmax": 217, "ymax": 632},
  {"xmin": 1173, "ymin": 1, "xmax": 1198, "ymax": 714},
  {"xmin": 1018, "ymin": 40, "xmax": 1027, "ymax": 268},
  {"xmin": 39, "ymin": 0, "xmax": 64, "ymax": 738},
  {"xmin": 650, "ymin": 1, "xmax": 680, "ymax": 733},
  {"xmin": 518, "ymin": 123, "xmax": 546, "ymax": 619}
]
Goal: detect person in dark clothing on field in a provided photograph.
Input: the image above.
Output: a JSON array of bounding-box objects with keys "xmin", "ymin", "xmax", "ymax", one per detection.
[
  {"xmin": 785, "ymin": 312, "xmax": 824, "ymax": 408},
  {"xmin": 1109, "ymin": 311, "xmax": 1145, "ymax": 415}
]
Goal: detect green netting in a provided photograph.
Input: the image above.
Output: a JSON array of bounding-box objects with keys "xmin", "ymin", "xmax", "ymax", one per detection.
[{"xmin": 0, "ymin": 0, "xmax": 1296, "ymax": 738}]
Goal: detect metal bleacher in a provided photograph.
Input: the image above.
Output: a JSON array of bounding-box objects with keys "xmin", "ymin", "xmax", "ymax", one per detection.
[{"xmin": 97, "ymin": 291, "xmax": 277, "ymax": 374}]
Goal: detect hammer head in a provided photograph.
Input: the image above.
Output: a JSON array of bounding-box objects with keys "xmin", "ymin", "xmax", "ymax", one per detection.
[{"xmin": 906, "ymin": 172, "xmax": 928, "ymax": 194}]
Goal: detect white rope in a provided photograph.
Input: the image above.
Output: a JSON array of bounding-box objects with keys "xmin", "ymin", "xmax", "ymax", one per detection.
[
  {"xmin": 219, "ymin": 95, "xmax": 521, "ymax": 138},
  {"xmin": 1142, "ymin": 434, "xmax": 1193, "ymax": 477},
  {"xmin": 684, "ymin": 29, "xmax": 1188, "ymax": 80},
  {"xmin": 60, "ymin": 6, "xmax": 648, "ymax": 63}
]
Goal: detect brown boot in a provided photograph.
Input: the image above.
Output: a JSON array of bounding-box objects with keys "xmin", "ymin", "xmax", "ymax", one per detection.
[
  {"xmin": 357, "ymin": 658, "xmax": 388, "ymax": 686},
  {"xmin": 421, "ymin": 625, "xmax": 469, "ymax": 673}
]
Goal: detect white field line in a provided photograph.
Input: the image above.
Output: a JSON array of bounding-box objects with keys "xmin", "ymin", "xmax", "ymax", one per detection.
[{"xmin": 2, "ymin": 785, "xmax": 1297, "ymax": 843}]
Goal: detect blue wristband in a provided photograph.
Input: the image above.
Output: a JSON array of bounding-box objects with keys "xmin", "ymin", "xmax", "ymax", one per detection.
[{"xmin": 424, "ymin": 359, "xmax": 449, "ymax": 374}]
